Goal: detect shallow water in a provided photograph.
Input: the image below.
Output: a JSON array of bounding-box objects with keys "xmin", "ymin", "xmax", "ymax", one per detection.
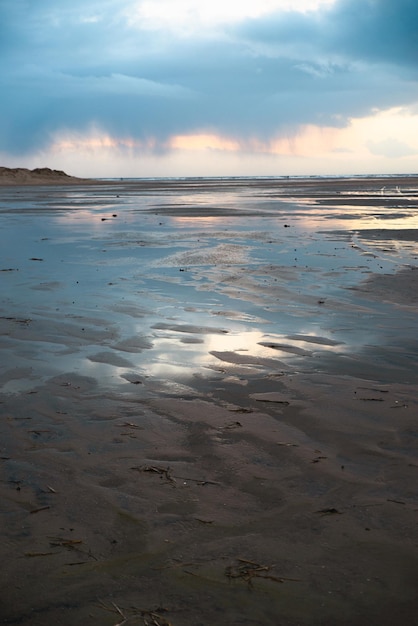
[{"xmin": 1, "ymin": 178, "xmax": 418, "ymax": 395}]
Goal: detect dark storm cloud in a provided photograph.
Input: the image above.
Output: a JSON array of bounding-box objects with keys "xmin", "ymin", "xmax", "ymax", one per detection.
[
  {"xmin": 237, "ymin": 0, "xmax": 418, "ymax": 68},
  {"xmin": 1, "ymin": 0, "xmax": 417, "ymax": 155},
  {"xmin": 327, "ymin": 0, "xmax": 418, "ymax": 67}
]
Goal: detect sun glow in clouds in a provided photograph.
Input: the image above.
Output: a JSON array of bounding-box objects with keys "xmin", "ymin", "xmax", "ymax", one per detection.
[
  {"xmin": 9, "ymin": 106, "xmax": 417, "ymax": 179},
  {"xmin": 130, "ymin": 0, "xmax": 335, "ymax": 30},
  {"xmin": 50, "ymin": 131, "xmax": 156, "ymax": 152},
  {"xmin": 170, "ymin": 134, "xmax": 240, "ymax": 151}
]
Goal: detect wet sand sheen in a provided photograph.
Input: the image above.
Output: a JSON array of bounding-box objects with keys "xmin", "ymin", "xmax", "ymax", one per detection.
[{"xmin": 0, "ymin": 176, "xmax": 418, "ymax": 625}]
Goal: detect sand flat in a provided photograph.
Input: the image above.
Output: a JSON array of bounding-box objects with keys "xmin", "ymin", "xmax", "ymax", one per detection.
[{"xmin": 0, "ymin": 176, "xmax": 418, "ymax": 625}]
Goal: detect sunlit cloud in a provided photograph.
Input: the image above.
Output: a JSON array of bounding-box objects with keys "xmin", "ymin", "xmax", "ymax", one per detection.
[
  {"xmin": 168, "ymin": 108, "xmax": 418, "ymax": 161},
  {"xmin": 169, "ymin": 134, "xmax": 240, "ymax": 151},
  {"xmin": 129, "ymin": 0, "xmax": 336, "ymax": 31},
  {"xmin": 47, "ymin": 125, "xmax": 341, "ymax": 163},
  {"xmin": 4, "ymin": 104, "xmax": 417, "ymax": 179},
  {"xmin": 49, "ymin": 129, "xmax": 156, "ymax": 152}
]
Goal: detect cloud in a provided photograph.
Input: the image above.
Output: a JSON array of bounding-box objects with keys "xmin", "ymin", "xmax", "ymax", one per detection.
[
  {"xmin": 327, "ymin": 0, "xmax": 418, "ymax": 67},
  {"xmin": 237, "ymin": 0, "xmax": 418, "ymax": 68},
  {"xmin": 1, "ymin": 0, "xmax": 418, "ymax": 159},
  {"xmin": 367, "ymin": 138, "xmax": 417, "ymax": 159}
]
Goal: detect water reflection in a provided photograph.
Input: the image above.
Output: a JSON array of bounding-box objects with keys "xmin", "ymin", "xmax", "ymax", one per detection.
[{"xmin": 1, "ymin": 179, "xmax": 417, "ymax": 395}]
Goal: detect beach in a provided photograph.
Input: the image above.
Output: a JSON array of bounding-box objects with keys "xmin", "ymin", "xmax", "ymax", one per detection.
[{"xmin": 0, "ymin": 174, "xmax": 417, "ymax": 625}]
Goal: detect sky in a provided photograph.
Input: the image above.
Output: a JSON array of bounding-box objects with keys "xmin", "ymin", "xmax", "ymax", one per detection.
[{"xmin": 1, "ymin": 0, "xmax": 418, "ymax": 177}]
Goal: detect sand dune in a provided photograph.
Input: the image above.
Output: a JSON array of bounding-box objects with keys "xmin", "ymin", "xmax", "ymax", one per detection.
[{"xmin": 0, "ymin": 166, "xmax": 89, "ymax": 185}]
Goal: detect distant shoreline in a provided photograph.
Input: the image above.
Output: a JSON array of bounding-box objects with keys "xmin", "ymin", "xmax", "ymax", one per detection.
[{"xmin": 1, "ymin": 166, "xmax": 418, "ymax": 187}]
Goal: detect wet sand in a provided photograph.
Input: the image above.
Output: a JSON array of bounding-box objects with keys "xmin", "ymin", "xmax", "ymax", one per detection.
[{"xmin": 0, "ymin": 176, "xmax": 418, "ymax": 625}]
